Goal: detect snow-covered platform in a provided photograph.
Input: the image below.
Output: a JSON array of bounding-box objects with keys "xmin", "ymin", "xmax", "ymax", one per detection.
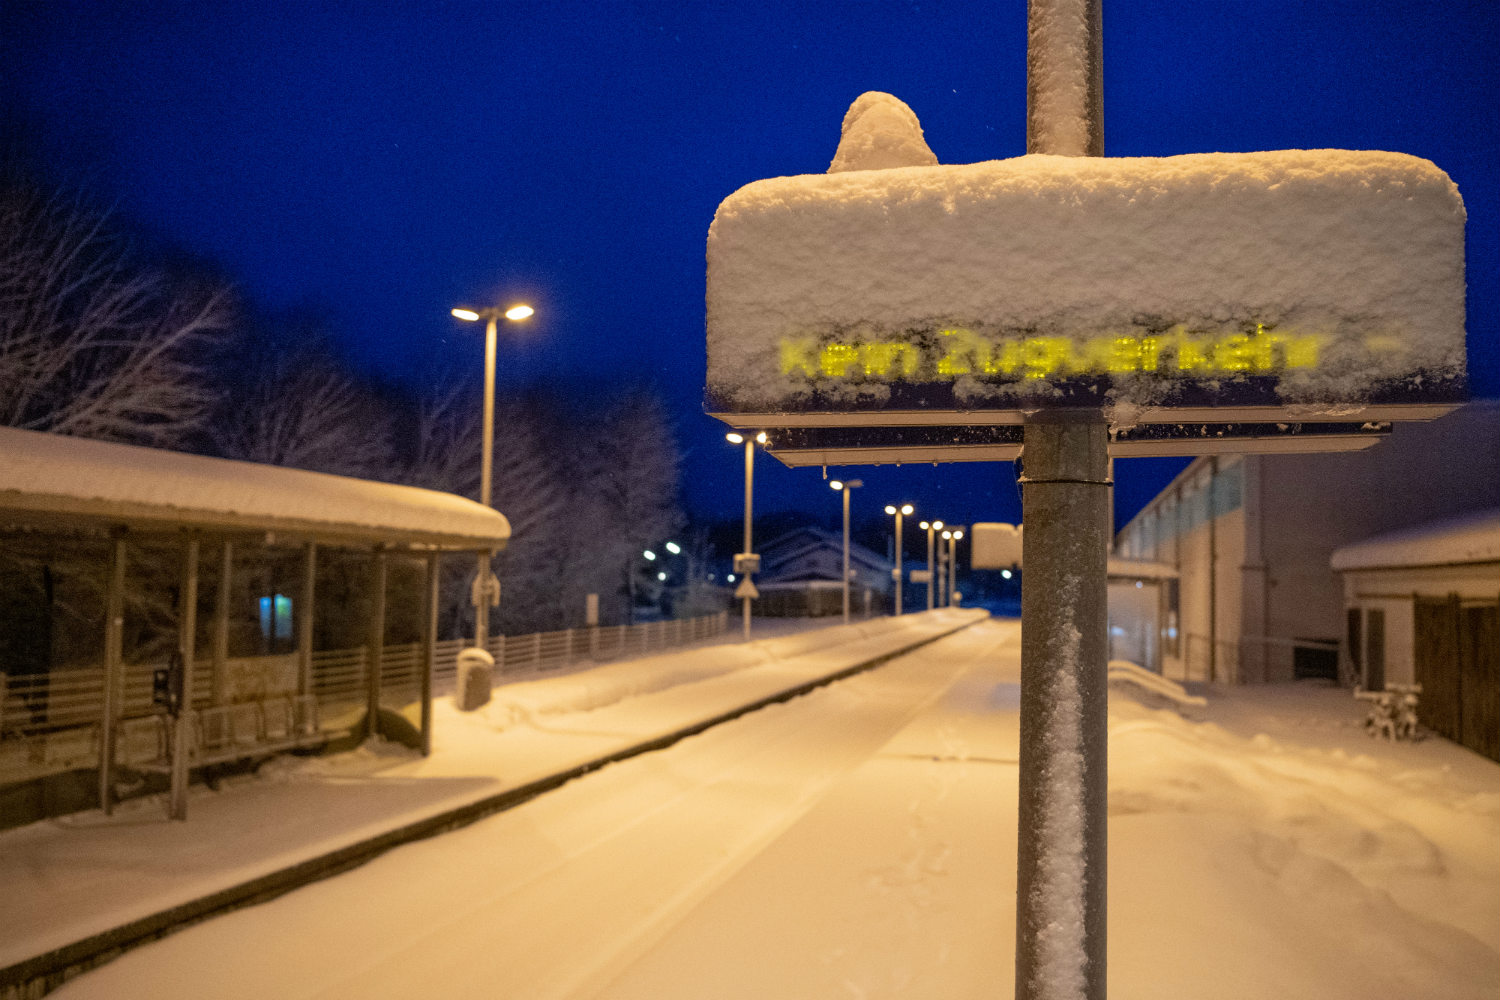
[{"xmin": 0, "ymin": 609, "xmax": 984, "ymax": 995}]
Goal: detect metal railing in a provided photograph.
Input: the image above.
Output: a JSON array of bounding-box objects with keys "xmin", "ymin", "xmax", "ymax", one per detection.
[{"xmin": 0, "ymin": 610, "xmax": 729, "ymax": 787}]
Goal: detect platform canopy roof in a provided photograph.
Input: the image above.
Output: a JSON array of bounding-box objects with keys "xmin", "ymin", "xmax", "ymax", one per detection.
[{"xmin": 0, "ymin": 426, "xmax": 510, "ymax": 551}]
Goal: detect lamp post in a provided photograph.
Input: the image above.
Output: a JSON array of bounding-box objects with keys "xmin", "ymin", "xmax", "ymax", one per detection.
[
  {"xmin": 918, "ymin": 519, "xmax": 943, "ymax": 610},
  {"xmin": 830, "ymin": 479, "xmax": 862, "ymax": 623},
  {"xmin": 948, "ymin": 527, "xmax": 965, "ymax": 606},
  {"xmin": 939, "ymin": 530, "xmax": 951, "ymax": 607},
  {"xmin": 883, "ymin": 503, "xmax": 914, "ymax": 615},
  {"xmin": 726, "ymin": 431, "xmax": 767, "ymax": 640},
  {"xmin": 451, "ymin": 302, "xmax": 534, "ymax": 648}
]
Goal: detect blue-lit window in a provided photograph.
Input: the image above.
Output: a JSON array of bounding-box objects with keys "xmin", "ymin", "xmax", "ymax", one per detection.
[{"xmin": 259, "ymin": 594, "xmax": 293, "ymax": 643}]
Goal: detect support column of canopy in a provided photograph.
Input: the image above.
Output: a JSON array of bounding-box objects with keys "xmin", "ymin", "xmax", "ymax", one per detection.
[
  {"xmin": 169, "ymin": 533, "xmax": 200, "ymax": 821},
  {"xmin": 98, "ymin": 531, "xmax": 127, "ymax": 816},
  {"xmin": 421, "ymin": 551, "xmax": 439, "ymax": 756},
  {"xmin": 365, "ymin": 548, "xmax": 387, "ymax": 741}
]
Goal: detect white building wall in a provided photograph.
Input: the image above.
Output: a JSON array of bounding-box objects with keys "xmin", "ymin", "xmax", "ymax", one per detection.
[{"xmin": 1116, "ymin": 402, "xmax": 1500, "ymax": 686}]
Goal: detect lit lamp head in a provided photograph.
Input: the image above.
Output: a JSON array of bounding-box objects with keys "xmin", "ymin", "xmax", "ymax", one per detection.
[
  {"xmin": 450, "ymin": 303, "xmax": 535, "ymax": 324},
  {"xmin": 726, "ymin": 431, "xmax": 768, "ymax": 446}
]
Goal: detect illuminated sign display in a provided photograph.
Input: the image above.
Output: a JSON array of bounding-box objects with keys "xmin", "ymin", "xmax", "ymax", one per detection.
[
  {"xmin": 781, "ymin": 324, "xmax": 1325, "ymax": 384},
  {"xmin": 705, "ymin": 149, "xmax": 1467, "ymax": 429}
]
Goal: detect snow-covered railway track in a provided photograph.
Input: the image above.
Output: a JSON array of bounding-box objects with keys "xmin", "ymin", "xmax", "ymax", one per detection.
[{"xmin": 49, "ymin": 621, "xmax": 1020, "ymax": 1000}]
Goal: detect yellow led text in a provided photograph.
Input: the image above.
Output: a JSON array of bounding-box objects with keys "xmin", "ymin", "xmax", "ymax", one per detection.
[{"xmin": 780, "ymin": 325, "xmax": 1323, "ymax": 383}]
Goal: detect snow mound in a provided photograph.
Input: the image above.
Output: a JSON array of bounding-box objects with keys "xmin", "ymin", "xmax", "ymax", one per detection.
[
  {"xmin": 1107, "ymin": 659, "xmax": 1207, "ymax": 709},
  {"xmin": 828, "ymin": 92, "xmax": 939, "ymax": 173}
]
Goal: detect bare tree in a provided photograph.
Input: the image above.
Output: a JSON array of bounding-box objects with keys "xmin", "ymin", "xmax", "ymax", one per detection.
[
  {"xmin": 592, "ymin": 392, "xmax": 685, "ymax": 623},
  {"xmin": 0, "ymin": 179, "xmax": 233, "ymax": 447},
  {"xmin": 213, "ymin": 338, "xmax": 394, "ymax": 479}
]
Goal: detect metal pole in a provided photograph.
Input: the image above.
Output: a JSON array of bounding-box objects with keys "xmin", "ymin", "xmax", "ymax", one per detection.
[
  {"xmin": 1015, "ymin": 4, "xmax": 1108, "ymax": 998},
  {"xmin": 421, "ymin": 551, "xmax": 439, "ymax": 757},
  {"xmin": 893, "ymin": 511, "xmax": 904, "ymax": 615},
  {"xmin": 476, "ymin": 313, "xmax": 498, "ymax": 649},
  {"xmin": 948, "ymin": 533, "xmax": 957, "ymax": 605},
  {"xmin": 842, "ymin": 486, "xmax": 851, "ymax": 624},
  {"xmin": 926, "ymin": 526, "xmax": 935, "ymax": 610},
  {"xmin": 99, "ymin": 532, "xmax": 126, "ymax": 816},
  {"xmin": 742, "ymin": 437, "xmax": 753, "ymax": 641},
  {"xmin": 298, "ymin": 542, "xmax": 316, "ymax": 697},
  {"xmin": 367, "ymin": 548, "xmax": 387, "ymax": 741},
  {"xmin": 212, "ymin": 539, "xmax": 231, "ymax": 706},
  {"xmin": 1016, "ymin": 415, "xmax": 1110, "ymax": 1000},
  {"xmin": 169, "ymin": 534, "xmax": 199, "ymax": 821}
]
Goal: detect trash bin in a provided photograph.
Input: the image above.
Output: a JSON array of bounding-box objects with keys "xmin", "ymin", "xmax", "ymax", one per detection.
[{"xmin": 454, "ymin": 647, "xmax": 494, "ymax": 712}]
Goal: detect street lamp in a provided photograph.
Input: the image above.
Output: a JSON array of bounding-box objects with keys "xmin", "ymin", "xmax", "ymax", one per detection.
[
  {"xmin": 939, "ymin": 530, "xmax": 952, "ymax": 607},
  {"xmin": 452, "ymin": 301, "xmax": 534, "ymax": 648},
  {"xmin": 948, "ymin": 527, "xmax": 965, "ymax": 607},
  {"xmin": 829, "ymin": 479, "xmax": 862, "ymax": 623},
  {"xmin": 884, "ymin": 503, "xmax": 914, "ymax": 615},
  {"xmin": 726, "ymin": 430, "xmax": 767, "ymax": 640},
  {"xmin": 918, "ymin": 519, "xmax": 944, "ymax": 610}
]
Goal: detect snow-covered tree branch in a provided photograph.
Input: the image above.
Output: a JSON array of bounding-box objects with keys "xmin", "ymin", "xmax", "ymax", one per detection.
[{"xmin": 0, "ymin": 179, "xmax": 235, "ymax": 447}]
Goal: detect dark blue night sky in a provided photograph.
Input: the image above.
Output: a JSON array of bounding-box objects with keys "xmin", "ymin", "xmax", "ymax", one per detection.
[{"xmin": 4, "ymin": 1, "xmax": 1495, "ymax": 531}]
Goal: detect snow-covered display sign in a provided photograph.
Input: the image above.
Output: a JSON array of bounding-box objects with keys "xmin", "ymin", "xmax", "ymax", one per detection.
[
  {"xmin": 705, "ymin": 94, "xmax": 1467, "ymax": 440},
  {"xmin": 971, "ymin": 522, "xmax": 1023, "ymax": 570}
]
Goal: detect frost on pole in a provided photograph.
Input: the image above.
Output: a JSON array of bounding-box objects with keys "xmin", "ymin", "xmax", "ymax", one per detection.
[{"xmin": 705, "ymin": 94, "xmax": 1467, "ymax": 428}]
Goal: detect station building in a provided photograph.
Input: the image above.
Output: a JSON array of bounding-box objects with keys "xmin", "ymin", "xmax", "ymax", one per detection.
[{"xmin": 1112, "ymin": 401, "xmax": 1500, "ymax": 694}]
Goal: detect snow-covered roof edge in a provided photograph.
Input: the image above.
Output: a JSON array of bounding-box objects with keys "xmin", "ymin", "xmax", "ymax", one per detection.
[
  {"xmin": 0, "ymin": 426, "xmax": 510, "ymax": 550},
  {"xmin": 1331, "ymin": 508, "xmax": 1500, "ymax": 571}
]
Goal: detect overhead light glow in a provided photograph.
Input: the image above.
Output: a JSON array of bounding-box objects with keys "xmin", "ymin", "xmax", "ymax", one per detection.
[
  {"xmin": 643, "ymin": 550, "xmax": 657, "ymax": 561},
  {"xmin": 830, "ymin": 480, "xmax": 844, "ymax": 491},
  {"xmin": 665, "ymin": 541, "xmax": 682, "ymax": 555},
  {"xmin": 726, "ymin": 432, "xmax": 745, "ymax": 444},
  {"xmin": 933, "ymin": 520, "xmax": 943, "ymax": 530},
  {"xmin": 885, "ymin": 505, "xmax": 897, "ymax": 515},
  {"xmin": 900, "ymin": 504, "xmax": 914, "ymax": 515},
  {"xmin": 755, "ymin": 431, "xmax": 768, "ymax": 444},
  {"xmin": 1002, "ymin": 569, "xmax": 1013, "ymax": 579},
  {"xmin": 504, "ymin": 304, "xmax": 534, "ymax": 321},
  {"xmin": 451, "ymin": 308, "xmax": 480, "ymax": 322},
  {"xmin": 657, "ymin": 571, "xmax": 667, "ymax": 581}
]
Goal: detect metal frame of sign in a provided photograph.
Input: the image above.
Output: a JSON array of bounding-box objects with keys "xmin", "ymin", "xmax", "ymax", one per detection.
[{"xmin": 728, "ymin": 419, "xmax": 1400, "ymax": 468}]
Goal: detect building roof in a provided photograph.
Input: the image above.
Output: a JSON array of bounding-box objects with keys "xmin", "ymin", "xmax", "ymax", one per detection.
[
  {"xmin": 0, "ymin": 426, "xmax": 510, "ymax": 551},
  {"xmin": 758, "ymin": 526, "xmax": 892, "ymax": 582},
  {"xmin": 1331, "ymin": 508, "xmax": 1500, "ymax": 571}
]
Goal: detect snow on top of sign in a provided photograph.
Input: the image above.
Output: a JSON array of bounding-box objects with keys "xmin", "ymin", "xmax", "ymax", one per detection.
[
  {"xmin": 1330, "ymin": 508, "xmax": 1499, "ymax": 571},
  {"xmin": 0, "ymin": 426, "xmax": 510, "ymax": 547},
  {"xmin": 707, "ymin": 127, "xmax": 1466, "ymax": 414},
  {"xmin": 827, "ymin": 92, "xmax": 938, "ymax": 173}
]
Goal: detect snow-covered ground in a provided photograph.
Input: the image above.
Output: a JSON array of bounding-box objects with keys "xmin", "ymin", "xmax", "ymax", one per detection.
[
  {"xmin": 14, "ymin": 616, "xmax": 1498, "ymax": 999},
  {"xmin": 0, "ymin": 610, "xmax": 982, "ymax": 970}
]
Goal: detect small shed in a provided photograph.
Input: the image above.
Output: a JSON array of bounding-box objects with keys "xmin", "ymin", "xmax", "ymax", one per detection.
[
  {"xmin": 1106, "ymin": 558, "xmax": 1180, "ymax": 675},
  {"xmin": 1332, "ymin": 509, "xmax": 1499, "ymax": 761},
  {"xmin": 0, "ymin": 427, "xmax": 510, "ymax": 822}
]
